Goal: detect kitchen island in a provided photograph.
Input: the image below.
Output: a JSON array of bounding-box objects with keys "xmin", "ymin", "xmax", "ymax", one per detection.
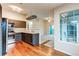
[{"xmin": 15, "ymin": 32, "xmax": 39, "ymax": 46}]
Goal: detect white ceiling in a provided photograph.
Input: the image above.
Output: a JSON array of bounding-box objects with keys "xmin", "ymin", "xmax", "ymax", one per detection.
[{"xmin": 1, "ymin": 3, "xmax": 63, "ymax": 18}]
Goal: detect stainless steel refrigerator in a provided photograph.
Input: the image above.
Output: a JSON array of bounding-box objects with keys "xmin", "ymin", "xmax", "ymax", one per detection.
[
  {"xmin": 1, "ymin": 18, "xmax": 7, "ymax": 55},
  {"xmin": 0, "ymin": 4, "xmax": 7, "ymax": 56},
  {"xmin": 0, "ymin": 4, "xmax": 2, "ymax": 56}
]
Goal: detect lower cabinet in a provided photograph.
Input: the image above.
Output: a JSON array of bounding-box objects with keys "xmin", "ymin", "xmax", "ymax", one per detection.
[
  {"xmin": 21, "ymin": 33, "xmax": 26, "ymax": 41},
  {"xmin": 15, "ymin": 33, "xmax": 22, "ymax": 41},
  {"xmin": 32, "ymin": 34, "xmax": 39, "ymax": 45},
  {"xmin": 22, "ymin": 33, "xmax": 39, "ymax": 45},
  {"xmin": 15, "ymin": 33, "xmax": 39, "ymax": 45}
]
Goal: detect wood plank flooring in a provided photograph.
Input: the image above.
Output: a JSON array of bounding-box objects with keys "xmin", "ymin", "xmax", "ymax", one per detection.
[{"xmin": 5, "ymin": 41, "xmax": 69, "ymax": 56}]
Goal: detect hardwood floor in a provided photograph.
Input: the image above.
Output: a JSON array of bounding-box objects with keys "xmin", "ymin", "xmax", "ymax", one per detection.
[{"xmin": 5, "ymin": 41, "xmax": 69, "ymax": 56}]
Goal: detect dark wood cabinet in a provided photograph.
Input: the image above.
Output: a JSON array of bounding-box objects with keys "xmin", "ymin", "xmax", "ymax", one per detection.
[
  {"xmin": 21, "ymin": 33, "xmax": 26, "ymax": 41},
  {"xmin": 15, "ymin": 33, "xmax": 39, "ymax": 45},
  {"xmin": 23, "ymin": 33, "xmax": 39, "ymax": 45},
  {"xmin": 25, "ymin": 33, "xmax": 32, "ymax": 44}
]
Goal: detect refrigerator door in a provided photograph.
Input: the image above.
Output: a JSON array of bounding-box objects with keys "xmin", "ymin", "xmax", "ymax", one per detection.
[
  {"xmin": 0, "ymin": 4, "xmax": 2, "ymax": 56},
  {"xmin": 1, "ymin": 18, "xmax": 7, "ymax": 55},
  {"xmin": 0, "ymin": 22, "xmax": 2, "ymax": 55}
]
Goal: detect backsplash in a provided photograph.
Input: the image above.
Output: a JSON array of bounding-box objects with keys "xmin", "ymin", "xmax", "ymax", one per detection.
[{"xmin": 14, "ymin": 28, "xmax": 27, "ymax": 32}]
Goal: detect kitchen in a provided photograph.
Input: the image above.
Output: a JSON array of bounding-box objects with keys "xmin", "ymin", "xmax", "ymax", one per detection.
[
  {"xmin": 1, "ymin": 3, "xmax": 56, "ymax": 56},
  {"xmin": 2, "ymin": 17, "xmax": 40, "ymax": 55},
  {"xmin": 1, "ymin": 4, "xmax": 41, "ymax": 55}
]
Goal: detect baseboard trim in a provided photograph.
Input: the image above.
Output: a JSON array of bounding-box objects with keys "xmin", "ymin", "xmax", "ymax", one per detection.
[
  {"xmin": 41, "ymin": 40, "xmax": 51, "ymax": 45},
  {"xmin": 54, "ymin": 48, "xmax": 72, "ymax": 56}
]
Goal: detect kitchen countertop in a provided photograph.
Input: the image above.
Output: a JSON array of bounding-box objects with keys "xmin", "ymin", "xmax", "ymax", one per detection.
[{"xmin": 14, "ymin": 31, "xmax": 39, "ymax": 34}]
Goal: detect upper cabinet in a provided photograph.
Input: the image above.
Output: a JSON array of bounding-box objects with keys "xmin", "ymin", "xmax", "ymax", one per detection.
[
  {"xmin": 8, "ymin": 20, "xmax": 26, "ymax": 28},
  {"xmin": 14, "ymin": 20, "xmax": 26, "ymax": 28}
]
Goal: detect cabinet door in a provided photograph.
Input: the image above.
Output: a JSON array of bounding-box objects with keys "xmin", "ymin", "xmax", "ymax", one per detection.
[
  {"xmin": 25, "ymin": 33, "xmax": 32, "ymax": 44},
  {"xmin": 8, "ymin": 20, "xmax": 26, "ymax": 28},
  {"xmin": 14, "ymin": 20, "xmax": 26, "ymax": 28},
  {"xmin": 32, "ymin": 34, "xmax": 39, "ymax": 45},
  {"xmin": 28, "ymin": 34, "xmax": 32, "ymax": 44},
  {"xmin": 15, "ymin": 33, "xmax": 22, "ymax": 41},
  {"xmin": 22, "ymin": 33, "xmax": 25, "ymax": 41}
]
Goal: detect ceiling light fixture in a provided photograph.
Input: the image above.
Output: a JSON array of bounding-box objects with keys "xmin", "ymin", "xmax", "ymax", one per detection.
[{"xmin": 8, "ymin": 5, "xmax": 23, "ymax": 13}]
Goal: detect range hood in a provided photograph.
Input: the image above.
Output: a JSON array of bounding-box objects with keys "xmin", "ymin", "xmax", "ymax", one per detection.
[{"xmin": 26, "ymin": 15, "xmax": 37, "ymax": 20}]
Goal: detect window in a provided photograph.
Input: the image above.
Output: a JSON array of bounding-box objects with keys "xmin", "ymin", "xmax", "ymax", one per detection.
[{"xmin": 60, "ymin": 10, "xmax": 79, "ymax": 43}]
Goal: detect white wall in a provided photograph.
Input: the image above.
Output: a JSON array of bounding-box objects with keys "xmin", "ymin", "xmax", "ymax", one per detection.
[
  {"xmin": 2, "ymin": 8, "xmax": 26, "ymax": 21},
  {"xmin": 43, "ymin": 20, "xmax": 49, "ymax": 35},
  {"xmin": 54, "ymin": 3, "xmax": 79, "ymax": 56}
]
